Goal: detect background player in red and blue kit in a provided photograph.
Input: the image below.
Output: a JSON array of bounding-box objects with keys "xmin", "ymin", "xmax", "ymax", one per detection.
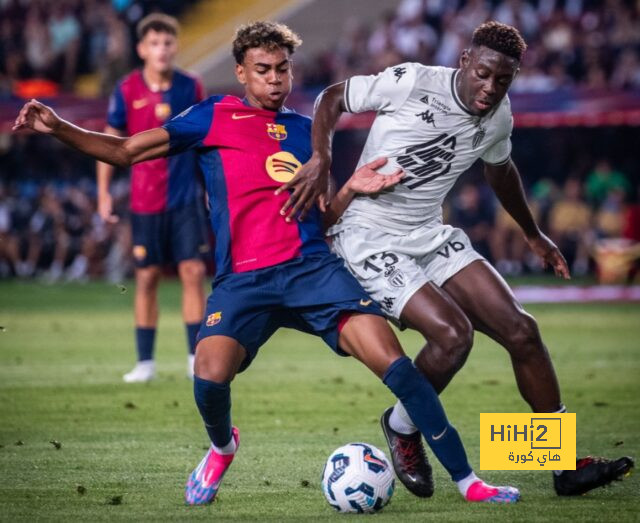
[
  {"xmin": 97, "ymin": 14, "xmax": 209, "ymax": 382},
  {"xmin": 14, "ymin": 22, "xmax": 521, "ymax": 508}
]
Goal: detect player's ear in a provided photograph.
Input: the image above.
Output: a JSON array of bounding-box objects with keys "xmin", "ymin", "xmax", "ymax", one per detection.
[
  {"xmin": 459, "ymin": 48, "xmax": 470, "ymax": 69},
  {"xmin": 136, "ymin": 40, "xmax": 146, "ymax": 61},
  {"xmin": 235, "ymin": 63, "xmax": 246, "ymax": 85}
]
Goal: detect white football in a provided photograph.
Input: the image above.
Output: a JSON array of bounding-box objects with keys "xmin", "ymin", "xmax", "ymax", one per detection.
[{"xmin": 321, "ymin": 442, "xmax": 395, "ymax": 513}]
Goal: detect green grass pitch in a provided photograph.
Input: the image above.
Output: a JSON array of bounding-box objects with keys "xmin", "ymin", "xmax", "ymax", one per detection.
[{"xmin": 0, "ymin": 280, "xmax": 637, "ymax": 521}]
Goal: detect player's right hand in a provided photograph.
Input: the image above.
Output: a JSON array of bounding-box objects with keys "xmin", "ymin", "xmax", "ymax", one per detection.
[
  {"xmin": 275, "ymin": 153, "xmax": 331, "ymax": 222},
  {"xmin": 13, "ymin": 99, "xmax": 61, "ymax": 134},
  {"xmin": 97, "ymin": 192, "xmax": 119, "ymax": 224}
]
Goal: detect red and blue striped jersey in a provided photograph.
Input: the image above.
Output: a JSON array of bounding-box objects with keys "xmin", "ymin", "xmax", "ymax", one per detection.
[
  {"xmin": 107, "ymin": 69, "xmax": 205, "ymax": 213},
  {"xmin": 163, "ymin": 95, "xmax": 328, "ymax": 275}
]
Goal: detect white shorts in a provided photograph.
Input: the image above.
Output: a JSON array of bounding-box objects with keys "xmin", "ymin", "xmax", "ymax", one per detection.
[{"xmin": 330, "ymin": 224, "xmax": 484, "ymax": 321}]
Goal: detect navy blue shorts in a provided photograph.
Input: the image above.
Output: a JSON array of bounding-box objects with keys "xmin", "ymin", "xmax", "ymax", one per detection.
[
  {"xmin": 131, "ymin": 202, "xmax": 210, "ymax": 268},
  {"xmin": 197, "ymin": 253, "xmax": 384, "ymax": 372}
]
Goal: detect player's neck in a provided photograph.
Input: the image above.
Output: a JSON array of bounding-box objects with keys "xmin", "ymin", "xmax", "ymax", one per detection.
[
  {"xmin": 243, "ymin": 94, "xmax": 283, "ymax": 112},
  {"xmin": 142, "ymin": 67, "xmax": 173, "ymax": 92},
  {"xmin": 454, "ymin": 72, "xmax": 472, "ymax": 112}
]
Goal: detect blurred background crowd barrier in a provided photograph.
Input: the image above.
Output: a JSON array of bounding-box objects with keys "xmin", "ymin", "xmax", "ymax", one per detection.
[{"xmin": 0, "ymin": 0, "xmax": 638, "ymax": 283}]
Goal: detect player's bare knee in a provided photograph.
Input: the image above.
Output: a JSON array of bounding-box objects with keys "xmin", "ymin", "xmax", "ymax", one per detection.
[
  {"xmin": 194, "ymin": 337, "xmax": 246, "ymax": 382},
  {"xmin": 179, "ymin": 259, "xmax": 205, "ymax": 285},
  {"xmin": 136, "ymin": 267, "xmax": 161, "ymax": 293},
  {"xmin": 440, "ymin": 317, "xmax": 474, "ymax": 364},
  {"xmin": 194, "ymin": 349, "xmax": 236, "ymax": 383},
  {"xmin": 503, "ymin": 311, "xmax": 542, "ymax": 358},
  {"xmin": 414, "ymin": 331, "xmax": 472, "ymax": 377}
]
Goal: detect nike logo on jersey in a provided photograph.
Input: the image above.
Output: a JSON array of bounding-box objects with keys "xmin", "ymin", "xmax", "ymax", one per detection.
[
  {"xmin": 232, "ymin": 113, "xmax": 256, "ymax": 120},
  {"xmin": 432, "ymin": 427, "xmax": 448, "ymax": 441},
  {"xmin": 132, "ymin": 98, "xmax": 149, "ymax": 109},
  {"xmin": 359, "ymin": 299, "xmax": 372, "ymax": 306}
]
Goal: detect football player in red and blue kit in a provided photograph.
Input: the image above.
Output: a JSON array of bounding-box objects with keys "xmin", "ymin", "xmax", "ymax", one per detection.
[
  {"xmin": 14, "ymin": 21, "xmax": 520, "ymax": 508},
  {"xmin": 97, "ymin": 14, "xmax": 209, "ymax": 382}
]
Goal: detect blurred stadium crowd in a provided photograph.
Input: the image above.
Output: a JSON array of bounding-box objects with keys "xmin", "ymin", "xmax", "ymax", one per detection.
[
  {"xmin": 0, "ymin": 0, "xmax": 196, "ymax": 97},
  {"xmin": 444, "ymin": 160, "xmax": 638, "ymax": 278},
  {"xmin": 299, "ymin": 0, "xmax": 640, "ymax": 91},
  {"xmin": 0, "ymin": 0, "xmax": 639, "ymax": 282},
  {"xmin": 2, "ymin": 0, "xmax": 639, "ymax": 98}
]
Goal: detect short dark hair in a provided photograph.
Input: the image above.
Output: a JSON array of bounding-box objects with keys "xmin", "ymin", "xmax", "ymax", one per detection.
[
  {"xmin": 232, "ymin": 21, "xmax": 302, "ymax": 64},
  {"xmin": 136, "ymin": 13, "xmax": 179, "ymax": 40},
  {"xmin": 471, "ymin": 21, "xmax": 526, "ymax": 62}
]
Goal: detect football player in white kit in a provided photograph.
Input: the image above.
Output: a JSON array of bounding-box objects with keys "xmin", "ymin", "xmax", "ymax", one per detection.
[{"xmin": 278, "ymin": 21, "xmax": 633, "ymax": 498}]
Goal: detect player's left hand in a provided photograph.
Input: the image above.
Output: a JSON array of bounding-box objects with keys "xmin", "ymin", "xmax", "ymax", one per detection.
[
  {"xmin": 526, "ymin": 232, "xmax": 571, "ymax": 279},
  {"xmin": 275, "ymin": 153, "xmax": 330, "ymax": 222}
]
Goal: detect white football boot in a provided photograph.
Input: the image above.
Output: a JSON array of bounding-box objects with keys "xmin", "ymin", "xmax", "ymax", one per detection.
[{"xmin": 123, "ymin": 360, "xmax": 156, "ymax": 383}]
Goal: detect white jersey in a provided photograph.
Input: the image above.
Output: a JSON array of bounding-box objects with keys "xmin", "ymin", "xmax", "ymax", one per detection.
[{"xmin": 328, "ymin": 63, "xmax": 513, "ymax": 236}]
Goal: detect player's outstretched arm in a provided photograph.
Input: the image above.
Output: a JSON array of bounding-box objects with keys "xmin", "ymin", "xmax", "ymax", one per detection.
[
  {"xmin": 96, "ymin": 125, "xmax": 125, "ymax": 224},
  {"xmin": 13, "ymin": 99, "xmax": 170, "ymax": 168},
  {"xmin": 323, "ymin": 158, "xmax": 403, "ymax": 229},
  {"xmin": 484, "ymin": 159, "xmax": 570, "ymax": 279},
  {"xmin": 276, "ymin": 82, "xmax": 347, "ymax": 221}
]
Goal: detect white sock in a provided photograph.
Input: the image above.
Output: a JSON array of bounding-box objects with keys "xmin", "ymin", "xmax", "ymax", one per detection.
[
  {"xmin": 456, "ymin": 471, "xmax": 480, "ymax": 497},
  {"xmin": 187, "ymin": 354, "xmax": 195, "ymax": 378},
  {"xmin": 212, "ymin": 434, "xmax": 237, "ymax": 455},
  {"xmin": 388, "ymin": 401, "xmax": 418, "ymax": 434}
]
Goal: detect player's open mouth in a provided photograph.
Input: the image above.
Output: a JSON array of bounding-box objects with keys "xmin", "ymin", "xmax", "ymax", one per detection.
[{"xmin": 474, "ymin": 99, "xmax": 492, "ymax": 111}]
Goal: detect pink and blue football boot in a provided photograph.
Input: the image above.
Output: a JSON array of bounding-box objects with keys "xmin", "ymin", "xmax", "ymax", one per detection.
[
  {"xmin": 185, "ymin": 427, "xmax": 240, "ymax": 505},
  {"xmin": 465, "ymin": 480, "xmax": 520, "ymax": 503}
]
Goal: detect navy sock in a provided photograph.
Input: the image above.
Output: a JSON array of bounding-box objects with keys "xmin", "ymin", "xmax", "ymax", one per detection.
[
  {"xmin": 383, "ymin": 356, "xmax": 472, "ymax": 481},
  {"xmin": 185, "ymin": 322, "xmax": 200, "ymax": 355},
  {"xmin": 135, "ymin": 327, "xmax": 156, "ymax": 362},
  {"xmin": 193, "ymin": 376, "xmax": 232, "ymax": 447}
]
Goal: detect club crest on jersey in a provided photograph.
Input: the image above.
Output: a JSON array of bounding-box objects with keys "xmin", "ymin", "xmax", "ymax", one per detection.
[
  {"xmin": 155, "ymin": 103, "xmax": 171, "ymax": 121},
  {"xmin": 266, "ymin": 123, "xmax": 287, "ymax": 141},
  {"xmin": 384, "ymin": 266, "xmax": 406, "ymax": 287},
  {"xmin": 133, "ymin": 245, "xmax": 147, "ymax": 261},
  {"xmin": 472, "ymin": 124, "xmax": 486, "ymax": 149},
  {"xmin": 265, "ymin": 151, "xmax": 301, "ymax": 182},
  {"xmin": 206, "ymin": 312, "xmax": 222, "ymax": 326}
]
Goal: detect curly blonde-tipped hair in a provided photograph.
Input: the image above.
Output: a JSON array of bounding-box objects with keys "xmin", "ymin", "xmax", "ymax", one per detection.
[
  {"xmin": 472, "ymin": 21, "xmax": 527, "ymax": 61},
  {"xmin": 232, "ymin": 21, "xmax": 302, "ymax": 64}
]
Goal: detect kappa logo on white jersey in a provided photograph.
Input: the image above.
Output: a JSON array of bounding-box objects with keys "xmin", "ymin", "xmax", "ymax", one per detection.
[
  {"xmin": 393, "ymin": 66, "xmax": 406, "ymax": 82},
  {"xmin": 381, "ymin": 296, "xmax": 395, "ymax": 311},
  {"xmin": 415, "ymin": 110, "xmax": 436, "ymax": 127}
]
